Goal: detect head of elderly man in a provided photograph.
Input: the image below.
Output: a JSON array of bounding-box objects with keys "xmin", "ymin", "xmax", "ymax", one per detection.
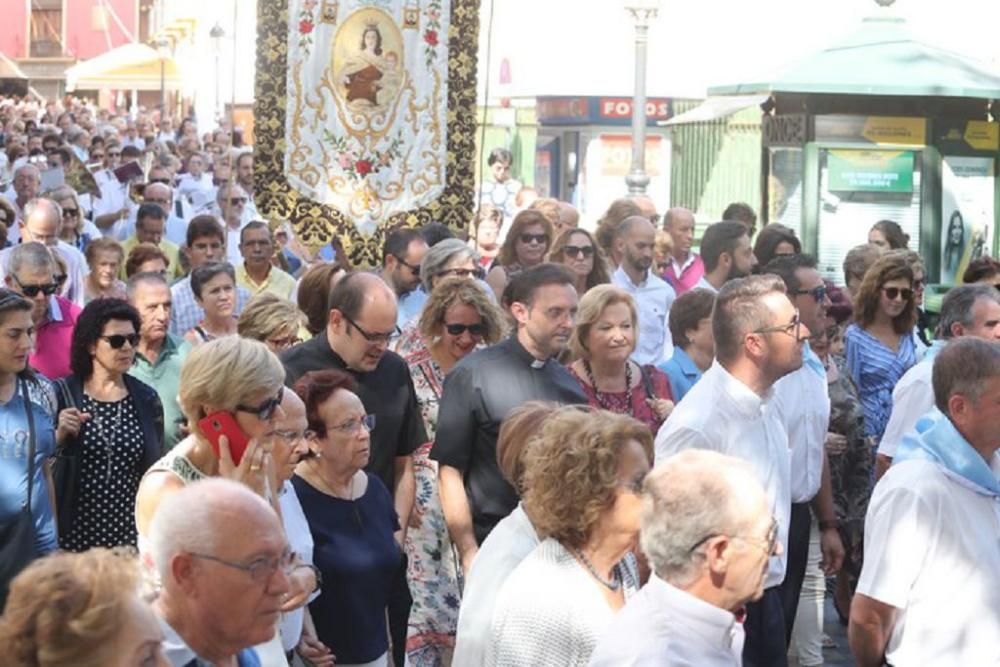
[
  {"xmin": 21, "ymin": 198, "xmax": 62, "ymax": 246},
  {"xmin": 149, "ymin": 478, "xmax": 291, "ymax": 663},
  {"xmin": 13, "ymin": 164, "xmax": 40, "ymax": 206},
  {"xmin": 932, "ymin": 337, "xmax": 1000, "ymax": 458},
  {"xmin": 641, "ymin": 450, "xmax": 778, "ymax": 611}
]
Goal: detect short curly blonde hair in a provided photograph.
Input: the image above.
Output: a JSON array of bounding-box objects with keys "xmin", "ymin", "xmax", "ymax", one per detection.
[
  {"xmin": 521, "ymin": 409, "xmax": 653, "ymax": 549},
  {"xmin": 568, "ymin": 284, "xmax": 638, "ymax": 361},
  {"xmin": 237, "ymin": 292, "xmax": 304, "ymax": 343},
  {"xmin": 417, "ymin": 276, "xmax": 507, "ymax": 344},
  {"xmin": 0, "ymin": 548, "xmax": 145, "ymax": 667}
]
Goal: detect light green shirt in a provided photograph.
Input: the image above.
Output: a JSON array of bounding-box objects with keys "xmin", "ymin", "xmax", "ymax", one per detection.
[{"xmin": 129, "ymin": 333, "xmax": 190, "ymax": 450}]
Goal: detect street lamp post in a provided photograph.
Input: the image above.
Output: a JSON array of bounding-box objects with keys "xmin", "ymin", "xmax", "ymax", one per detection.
[
  {"xmin": 210, "ymin": 23, "xmax": 226, "ymax": 124},
  {"xmin": 624, "ymin": 0, "xmax": 661, "ymax": 195},
  {"xmin": 154, "ymin": 36, "xmax": 171, "ymax": 123}
]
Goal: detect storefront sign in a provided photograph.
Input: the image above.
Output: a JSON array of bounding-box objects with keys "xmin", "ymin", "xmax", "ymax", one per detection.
[
  {"xmin": 763, "ymin": 114, "xmax": 807, "ymax": 147},
  {"xmin": 964, "ymin": 121, "xmax": 1000, "ymax": 151},
  {"xmin": 827, "ymin": 150, "xmax": 914, "ymax": 192},
  {"xmin": 598, "ymin": 98, "xmax": 672, "ymax": 121},
  {"xmin": 941, "ymin": 155, "xmax": 996, "ymax": 284},
  {"xmin": 537, "ymin": 96, "xmax": 672, "ymax": 126},
  {"xmin": 815, "ymin": 115, "xmax": 926, "ymax": 146}
]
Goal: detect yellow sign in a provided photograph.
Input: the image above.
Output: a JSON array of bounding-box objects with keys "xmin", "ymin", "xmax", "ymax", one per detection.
[
  {"xmin": 861, "ymin": 117, "xmax": 926, "ymax": 146},
  {"xmin": 964, "ymin": 121, "xmax": 1000, "ymax": 151}
]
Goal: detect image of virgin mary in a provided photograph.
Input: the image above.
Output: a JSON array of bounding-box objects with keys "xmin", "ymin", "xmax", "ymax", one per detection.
[{"xmin": 339, "ymin": 23, "xmax": 390, "ymax": 106}]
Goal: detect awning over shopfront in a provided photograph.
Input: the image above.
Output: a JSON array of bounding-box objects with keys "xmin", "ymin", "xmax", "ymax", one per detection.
[
  {"xmin": 65, "ymin": 43, "xmax": 183, "ymax": 92},
  {"xmin": 659, "ymin": 95, "xmax": 769, "ymax": 126},
  {"xmin": 0, "ymin": 53, "xmax": 28, "ymax": 80}
]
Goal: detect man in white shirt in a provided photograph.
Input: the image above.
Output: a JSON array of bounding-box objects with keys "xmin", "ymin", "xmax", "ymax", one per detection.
[
  {"xmin": 695, "ymin": 221, "xmax": 757, "ymax": 294},
  {"xmin": 612, "ymin": 216, "xmax": 676, "ymax": 365},
  {"xmin": 3, "ymin": 163, "xmax": 41, "ymax": 224},
  {"xmin": 849, "ymin": 337, "xmax": 1000, "ymax": 666},
  {"xmin": 875, "ymin": 284, "xmax": 1000, "ymax": 479},
  {"xmin": 590, "ymin": 449, "xmax": 775, "ymax": 667},
  {"xmin": 656, "ymin": 274, "xmax": 807, "ymax": 667},
  {"xmin": 217, "ymin": 182, "xmax": 251, "ymax": 265},
  {"xmin": 765, "ymin": 255, "xmax": 844, "ymax": 642}
]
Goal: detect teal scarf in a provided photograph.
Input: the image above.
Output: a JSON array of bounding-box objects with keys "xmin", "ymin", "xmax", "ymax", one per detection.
[{"xmin": 895, "ymin": 407, "xmax": 1000, "ymax": 497}]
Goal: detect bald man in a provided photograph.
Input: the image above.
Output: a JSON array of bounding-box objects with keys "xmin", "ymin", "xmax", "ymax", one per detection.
[{"xmin": 662, "ymin": 207, "xmax": 705, "ymax": 295}]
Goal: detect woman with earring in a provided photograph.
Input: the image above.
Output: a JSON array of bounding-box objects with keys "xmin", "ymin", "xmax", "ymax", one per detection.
[{"xmin": 549, "ymin": 228, "xmax": 610, "ymax": 297}]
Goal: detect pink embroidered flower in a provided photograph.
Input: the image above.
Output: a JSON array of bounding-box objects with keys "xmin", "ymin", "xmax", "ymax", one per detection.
[
  {"xmin": 337, "ymin": 153, "xmax": 353, "ymax": 170},
  {"xmin": 299, "ymin": 20, "xmax": 314, "ymax": 34},
  {"xmin": 424, "ymin": 30, "xmax": 439, "ymax": 46}
]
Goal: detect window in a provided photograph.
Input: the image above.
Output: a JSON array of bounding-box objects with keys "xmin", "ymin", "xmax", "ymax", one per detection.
[{"xmin": 30, "ymin": 0, "xmax": 63, "ymax": 58}]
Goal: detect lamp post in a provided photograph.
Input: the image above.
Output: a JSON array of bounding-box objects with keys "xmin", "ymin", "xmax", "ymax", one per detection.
[
  {"xmin": 624, "ymin": 0, "xmax": 661, "ymax": 195},
  {"xmin": 210, "ymin": 22, "xmax": 225, "ymax": 124},
  {"xmin": 154, "ymin": 36, "xmax": 171, "ymax": 124}
]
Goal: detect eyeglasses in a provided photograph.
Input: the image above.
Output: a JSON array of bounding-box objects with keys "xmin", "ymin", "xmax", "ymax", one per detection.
[
  {"xmin": 189, "ymin": 549, "xmax": 295, "ymax": 584},
  {"xmin": 230, "ymin": 197, "xmax": 248, "ymax": 206},
  {"xmin": 437, "ymin": 267, "xmax": 483, "ymax": 280},
  {"xmin": 107, "ymin": 151, "xmax": 121, "ymax": 158},
  {"xmin": 688, "ymin": 516, "xmax": 779, "ymax": 556},
  {"xmin": 444, "ymin": 322, "xmax": 487, "ymax": 337},
  {"xmin": 235, "ymin": 386, "xmax": 284, "ymax": 421},
  {"xmin": 61, "ymin": 207, "xmax": 79, "ymax": 218},
  {"xmin": 266, "ymin": 334, "xmax": 301, "ymax": 350},
  {"xmin": 90, "ymin": 153, "xmax": 105, "ymax": 160},
  {"xmin": 273, "ymin": 428, "xmax": 310, "ymax": 443},
  {"xmin": 563, "ymin": 245, "xmax": 595, "ymax": 259},
  {"xmin": 100, "ymin": 333, "xmax": 139, "ymax": 349},
  {"xmin": 519, "ymin": 233, "xmax": 548, "ymax": 245},
  {"xmin": 343, "ymin": 313, "xmax": 399, "ymax": 345},
  {"xmin": 751, "ymin": 310, "xmax": 802, "ymax": 340},
  {"xmin": 790, "ymin": 285, "xmax": 826, "ymax": 303},
  {"xmin": 325, "ymin": 414, "xmax": 376, "ymax": 435},
  {"xmin": 149, "ymin": 177, "xmax": 171, "ymax": 185},
  {"xmin": 393, "ymin": 255, "xmax": 420, "ymax": 276},
  {"xmin": 882, "ymin": 287, "xmax": 913, "ymax": 301},
  {"xmin": 11, "ymin": 275, "xmax": 58, "ymax": 298}
]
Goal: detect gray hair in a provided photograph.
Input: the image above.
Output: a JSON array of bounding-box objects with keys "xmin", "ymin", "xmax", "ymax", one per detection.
[
  {"xmin": 936, "ymin": 285, "xmax": 1000, "ymax": 340},
  {"xmin": 8, "ymin": 241, "xmax": 55, "ymax": 276},
  {"xmin": 420, "ymin": 238, "xmax": 478, "ymax": 292},
  {"xmin": 126, "ymin": 271, "xmax": 170, "ymax": 301},
  {"xmin": 13, "ymin": 163, "xmax": 40, "ymax": 182},
  {"xmin": 933, "ymin": 337, "xmax": 1000, "ymax": 413},
  {"xmin": 23, "ymin": 197, "xmax": 62, "ymax": 228},
  {"xmin": 640, "ymin": 450, "xmax": 764, "ymax": 587}
]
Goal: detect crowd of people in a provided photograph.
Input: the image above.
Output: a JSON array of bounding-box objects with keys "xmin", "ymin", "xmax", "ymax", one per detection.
[{"xmin": 0, "ymin": 98, "xmax": 997, "ymax": 667}]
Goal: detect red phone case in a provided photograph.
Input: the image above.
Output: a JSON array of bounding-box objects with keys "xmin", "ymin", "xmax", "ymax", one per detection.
[{"xmin": 198, "ymin": 411, "xmax": 251, "ymax": 465}]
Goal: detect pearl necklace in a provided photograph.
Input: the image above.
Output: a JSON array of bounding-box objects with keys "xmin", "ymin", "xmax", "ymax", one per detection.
[{"xmin": 569, "ymin": 545, "xmax": 621, "ymax": 591}]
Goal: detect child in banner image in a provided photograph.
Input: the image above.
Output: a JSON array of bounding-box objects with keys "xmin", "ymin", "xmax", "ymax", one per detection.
[{"xmin": 338, "ymin": 23, "xmax": 396, "ymax": 108}]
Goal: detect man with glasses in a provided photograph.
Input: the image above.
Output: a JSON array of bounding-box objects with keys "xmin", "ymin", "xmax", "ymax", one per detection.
[
  {"xmin": 765, "ymin": 255, "xmax": 845, "ymax": 644},
  {"xmin": 656, "ymin": 275, "xmax": 807, "ymax": 667},
  {"xmin": 661, "ymin": 207, "xmax": 705, "ymax": 295},
  {"xmin": 3, "ymin": 242, "xmax": 79, "ymax": 379},
  {"xmin": 591, "ymin": 450, "xmax": 777, "ymax": 666},
  {"xmin": 380, "ymin": 227, "xmax": 428, "ymax": 328},
  {"xmin": 3, "ymin": 163, "xmax": 40, "ymax": 224},
  {"xmin": 236, "ymin": 222, "xmax": 296, "ymax": 300},
  {"xmin": 217, "ymin": 182, "xmax": 251, "ymax": 265},
  {"xmin": 149, "ymin": 478, "xmax": 293, "ymax": 666},
  {"xmin": 281, "ymin": 272, "xmax": 424, "ymax": 666}
]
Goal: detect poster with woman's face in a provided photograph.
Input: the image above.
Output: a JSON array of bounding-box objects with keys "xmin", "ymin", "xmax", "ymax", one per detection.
[
  {"xmin": 332, "ymin": 9, "xmax": 405, "ymax": 112},
  {"xmin": 941, "ymin": 156, "xmax": 995, "ymax": 284}
]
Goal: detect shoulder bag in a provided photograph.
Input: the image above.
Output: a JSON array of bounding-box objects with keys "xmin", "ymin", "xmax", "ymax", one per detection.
[{"xmin": 46, "ymin": 378, "xmax": 81, "ymax": 540}]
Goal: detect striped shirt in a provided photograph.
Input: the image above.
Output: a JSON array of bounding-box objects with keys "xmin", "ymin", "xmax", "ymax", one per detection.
[{"xmin": 844, "ymin": 324, "xmax": 916, "ymax": 443}]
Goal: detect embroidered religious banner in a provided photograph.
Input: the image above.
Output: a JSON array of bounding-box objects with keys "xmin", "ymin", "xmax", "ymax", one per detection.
[{"xmin": 255, "ymin": 0, "xmax": 479, "ymax": 267}]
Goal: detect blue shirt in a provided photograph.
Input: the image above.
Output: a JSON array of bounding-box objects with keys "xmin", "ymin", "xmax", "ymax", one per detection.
[
  {"xmin": 658, "ymin": 347, "xmax": 703, "ymax": 403},
  {"xmin": 397, "ymin": 287, "xmax": 427, "ymax": 329},
  {"xmin": 0, "ymin": 375, "xmax": 58, "ymax": 554},
  {"xmin": 845, "ymin": 324, "xmax": 916, "ymax": 442}
]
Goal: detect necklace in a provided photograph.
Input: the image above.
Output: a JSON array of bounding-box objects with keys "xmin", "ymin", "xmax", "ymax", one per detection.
[
  {"xmin": 583, "ymin": 359, "xmax": 632, "ymax": 413},
  {"xmin": 570, "ymin": 546, "xmax": 621, "ymax": 591},
  {"xmin": 89, "ymin": 395, "xmax": 125, "ymax": 481},
  {"xmin": 307, "ymin": 462, "xmax": 364, "ymax": 528}
]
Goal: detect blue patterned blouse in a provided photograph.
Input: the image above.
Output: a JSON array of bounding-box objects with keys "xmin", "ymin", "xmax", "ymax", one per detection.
[{"xmin": 845, "ymin": 324, "xmax": 916, "ymax": 443}]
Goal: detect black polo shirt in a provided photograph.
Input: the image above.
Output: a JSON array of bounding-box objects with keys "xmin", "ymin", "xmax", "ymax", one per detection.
[
  {"xmin": 430, "ymin": 335, "xmax": 587, "ymax": 543},
  {"xmin": 281, "ymin": 334, "xmax": 426, "ymax": 494}
]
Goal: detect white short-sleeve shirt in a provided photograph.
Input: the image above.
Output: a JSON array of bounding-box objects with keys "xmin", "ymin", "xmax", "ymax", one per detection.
[
  {"xmin": 877, "ymin": 358, "xmax": 934, "ymax": 459},
  {"xmin": 772, "ymin": 355, "xmax": 830, "ymax": 503}
]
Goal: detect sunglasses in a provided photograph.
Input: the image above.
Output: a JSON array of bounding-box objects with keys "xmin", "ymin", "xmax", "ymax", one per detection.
[
  {"xmin": 393, "ymin": 255, "xmax": 420, "ymax": 276},
  {"xmin": 882, "ymin": 287, "xmax": 913, "ymax": 301},
  {"xmin": 12, "ymin": 276, "xmax": 57, "ymax": 297},
  {"xmin": 444, "ymin": 322, "xmax": 487, "ymax": 337},
  {"xmin": 519, "ymin": 233, "xmax": 548, "ymax": 245},
  {"xmin": 437, "ymin": 267, "xmax": 483, "ymax": 280},
  {"xmin": 230, "ymin": 197, "xmax": 247, "ymax": 206},
  {"xmin": 791, "ymin": 285, "xmax": 826, "ymax": 302},
  {"xmin": 149, "ymin": 177, "xmax": 171, "ymax": 185},
  {"xmin": 100, "ymin": 333, "xmax": 139, "ymax": 349},
  {"xmin": 563, "ymin": 245, "xmax": 595, "ymax": 259},
  {"xmin": 62, "ymin": 207, "xmax": 79, "ymax": 218},
  {"xmin": 235, "ymin": 386, "xmax": 284, "ymax": 421}
]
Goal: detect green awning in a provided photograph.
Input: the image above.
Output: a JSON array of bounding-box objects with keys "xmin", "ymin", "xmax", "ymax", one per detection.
[{"xmin": 709, "ymin": 15, "xmax": 1000, "ymax": 100}]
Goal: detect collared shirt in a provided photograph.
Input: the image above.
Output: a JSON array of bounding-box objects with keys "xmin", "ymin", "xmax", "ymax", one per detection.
[
  {"xmin": 169, "ymin": 276, "xmax": 251, "ymax": 335},
  {"xmin": 31, "ymin": 296, "xmax": 80, "ymax": 380},
  {"xmin": 129, "ymin": 334, "xmax": 191, "ymax": 450},
  {"xmin": 236, "ymin": 262, "xmax": 297, "ymax": 300},
  {"xmin": 430, "ymin": 335, "xmax": 588, "ymax": 543},
  {"xmin": 772, "ymin": 343, "xmax": 831, "ymax": 502},
  {"xmin": 92, "ymin": 177, "xmax": 138, "ymax": 240},
  {"xmin": 664, "ymin": 252, "xmax": 706, "ymax": 296},
  {"xmin": 589, "ymin": 575, "xmax": 744, "ymax": 666},
  {"xmin": 281, "ymin": 334, "xmax": 425, "ymax": 493},
  {"xmin": 277, "ymin": 479, "xmax": 318, "ymax": 652},
  {"xmin": 655, "ymin": 361, "xmax": 791, "ymax": 588},
  {"xmin": 657, "ymin": 346, "xmax": 704, "ymax": 403},
  {"xmin": 119, "ymin": 235, "xmax": 184, "ymax": 280},
  {"xmin": 159, "ymin": 616, "xmax": 262, "ymax": 667},
  {"xmin": 877, "ymin": 342, "xmax": 941, "ymax": 459},
  {"xmin": 0, "ymin": 240, "xmax": 88, "ymax": 307},
  {"xmin": 612, "ymin": 265, "xmax": 676, "ymax": 365},
  {"xmin": 397, "ymin": 286, "xmax": 428, "ymax": 328},
  {"xmin": 695, "ymin": 275, "xmax": 719, "ymax": 294}
]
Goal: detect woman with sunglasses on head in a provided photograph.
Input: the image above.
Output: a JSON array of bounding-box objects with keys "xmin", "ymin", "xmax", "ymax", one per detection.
[
  {"xmin": 485, "ymin": 209, "xmax": 552, "ymax": 300},
  {"xmin": 549, "ymin": 228, "xmax": 610, "ymax": 297},
  {"xmin": 844, "ymin": 254, "xmax": 917, "ymax": 451},
  {"xmin": 292, "ymin": 369, "xmax": 403, "ymax": 667},
  {"xmin": 54, "ymin": 298, "xmax": 164, "ymax": 552},
  {"xmin": 395, "ymin": 277, "xmax": 505, "ymax": 664}
]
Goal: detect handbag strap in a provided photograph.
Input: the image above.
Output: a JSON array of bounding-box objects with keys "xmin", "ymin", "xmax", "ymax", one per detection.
[
  {"xmin": 638, "ymin": 365, "xmax": 657, "ymax": 401},
  {"xmin": 55, "ymin": 378, "xmax": 76, "ymax": 411},
  {"xmin": 19, "ymin": 376, "xmax": 36, "ymax": 513}
]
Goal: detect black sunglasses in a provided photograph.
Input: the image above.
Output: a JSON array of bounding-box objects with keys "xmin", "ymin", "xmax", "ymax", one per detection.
[
  {"xmin": 62, "ymin": 207, "xmax": 79, "ymax": 217},
  {"xmin": 563, "ymin": 245, "xmax": 594, "ymax": 259},
  {"xmin": 12, "ymin": 276, "xmax": 58, "ymax": 298},
  {"xmin": 235, "ymin": 386, "xmax": 284, "ymax": 421},
  {"xmin": 882, "ymin": 287, "xmax": 913, "ymax": 301},
  {"xmin": 444, "ymin": 323, "xmax": 487, "ymax": 337},
  {"xmin": 230, "ymin": 197, "xmax": 247, "ymax": 205},
  {"xmin": 519, "ymin": 233, "xmax": 548, "ymax": 245},
  {"xmin": 791, "ymin": 285, "xmax": 826, "ymax": 303},
  {"xmin": 100, "ymin": 333, "xmax": 139, "ymax": 349},
  {"xmin": 437, "ymin": 267, "xmax": 483, "ymax": 280},
  {"xmin": 393, "ymin": 255, "xmax": 420, "ymax": 276}
]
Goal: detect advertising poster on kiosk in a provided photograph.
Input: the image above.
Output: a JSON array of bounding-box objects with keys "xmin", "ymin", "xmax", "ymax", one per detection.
[{"xmin": 941, "ymin": 156, "xmax": 995, "ymax": 284}]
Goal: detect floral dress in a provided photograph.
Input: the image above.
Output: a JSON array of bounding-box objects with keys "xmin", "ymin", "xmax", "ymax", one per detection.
[{"xmin": 398, "ymin": 326, "xmax": 461, "ymax": 666}]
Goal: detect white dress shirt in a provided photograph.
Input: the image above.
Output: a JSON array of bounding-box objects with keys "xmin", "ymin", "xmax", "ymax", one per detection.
[
  {"xmin": 655, "ymin": 361, "xmax": 791, "ymax": 589},
  {"xmin": 857, "ymin": 458, "xmax": 1000, "ymax": 665},
  {"xmin": 772, "ymin": 345, "xmax": 830, "ymax": 502},
  {"xmin": 277, "ymin": 480, "xmax": 319, "ymax": 652},
  {"xmin": 612, "ymin": 265, "xmax": 676, "ymax": 365},
  {"xmin": 588, "ymin": 575, "xmax": 744, "ymax": 667},
  {"xmin": 877, "ymin": 355, "xmax": 935, "ymax": 459},
  {"xmin": 0, "ymin": 240, "xmax": 87, "ymax": 307}
]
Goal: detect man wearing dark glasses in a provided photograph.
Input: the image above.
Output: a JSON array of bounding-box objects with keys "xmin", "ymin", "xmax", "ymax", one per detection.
[
  {"xmin": 380, "ymin": 227, "xmax": 428, "ymax": 330},
  {"xmin": 3, "ymin": 242, "xmax": 79, "ymax": 380}
]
